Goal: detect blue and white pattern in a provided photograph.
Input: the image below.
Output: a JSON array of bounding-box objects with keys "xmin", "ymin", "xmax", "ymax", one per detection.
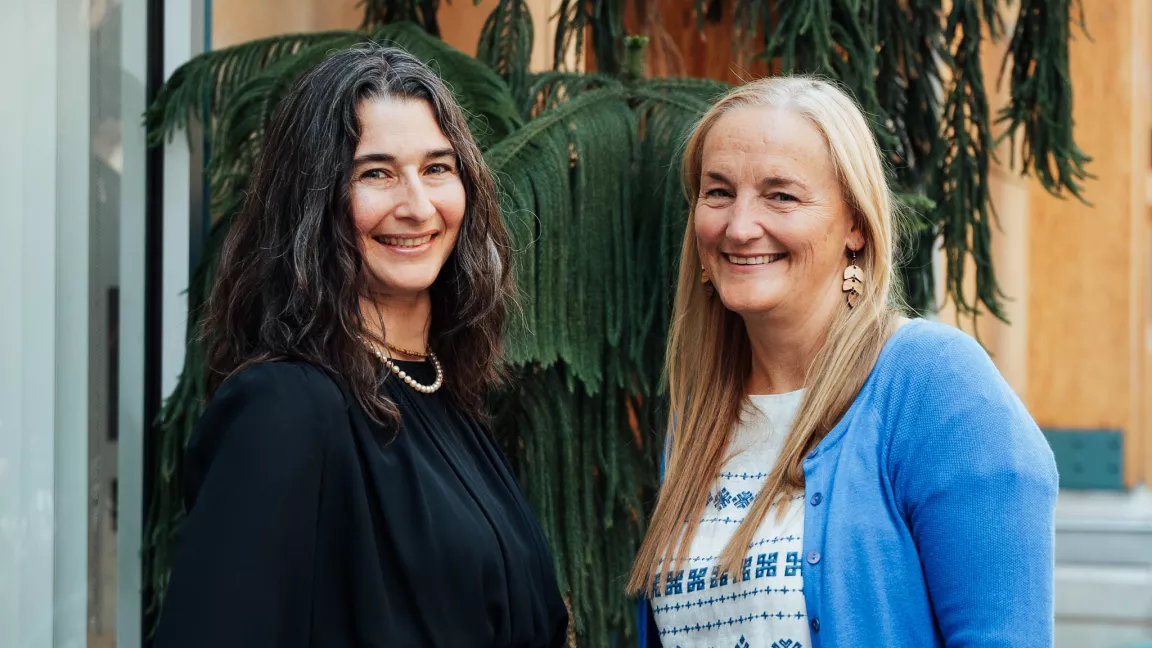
[
  {"xmin": 670, "ymin": 634, "xmax": 805, "ymax": 648},
  {"xmin": 653, "ymin": 390, "xmax": 810, "ymax": 648}
]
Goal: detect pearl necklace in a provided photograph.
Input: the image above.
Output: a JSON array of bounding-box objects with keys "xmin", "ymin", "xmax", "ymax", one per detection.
[{"xmin": 362, "ymin": 337, "xmax": 443, "ymax": 394}]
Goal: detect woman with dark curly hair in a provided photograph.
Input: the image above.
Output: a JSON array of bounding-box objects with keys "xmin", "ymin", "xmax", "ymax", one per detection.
[{"xmin": 155, "ymin": 44, "xmax": 569, "ymax": 648}]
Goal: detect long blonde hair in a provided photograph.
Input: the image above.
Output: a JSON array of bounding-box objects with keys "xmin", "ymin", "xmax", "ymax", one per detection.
[{"xmin": 627, "ymin": 76, "xmax": 903, "ymax": 594}]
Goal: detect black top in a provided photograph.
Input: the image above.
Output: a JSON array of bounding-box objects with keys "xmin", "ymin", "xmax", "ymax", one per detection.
[{"xmin": 155, "ymin": 360, "xmax": 569, "ymax": 647}]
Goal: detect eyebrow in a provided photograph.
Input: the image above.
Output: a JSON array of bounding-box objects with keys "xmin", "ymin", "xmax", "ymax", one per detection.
[
  {"xmin": 352, "ymin": 148, "xmax": 457, "ymax": 166},
  {"xmin": 703, "ymin": 171, "xmax": 803, "ymax": 191}
]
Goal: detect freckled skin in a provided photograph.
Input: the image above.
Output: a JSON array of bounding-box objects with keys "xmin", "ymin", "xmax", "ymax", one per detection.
[{"xmin": 694, "ymin": 106, "xmax": 865, "ymax": 327}]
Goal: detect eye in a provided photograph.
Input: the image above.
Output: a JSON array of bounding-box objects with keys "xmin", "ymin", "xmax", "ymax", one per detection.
[
  {"xmin": 771, "ymin": 192, "xmax": 798, "ymax": 202},
  {"xmin": 426, "ymin": 163, "xmax": 455, "ymax": 175},
  {"xmin": 360, "ymin": 168, "xmax": 389, "ymax": 180},
  {"xmin": 704, "ymin": 188, "xmax": 733, "ymax": 199}
]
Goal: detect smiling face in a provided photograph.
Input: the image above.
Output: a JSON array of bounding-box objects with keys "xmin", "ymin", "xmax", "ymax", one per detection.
[
  {"xmin": 694, "ymin": 105, "xmax": 864, "ymax": 323},
  {"xmin": 350, "ymin": 97, "xmax": 467, "ymax": 300}
]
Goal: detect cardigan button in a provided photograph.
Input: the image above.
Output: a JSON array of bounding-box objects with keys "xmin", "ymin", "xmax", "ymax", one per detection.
[
  {"xmin": 810, "ymin": 492, "xmax": 823, "ymax": 506},
  {"xmin": 810, "ymin": 618, "xmax": 820, "ymax": 632},
  {"xmin": 807, "ymin": 551, "xmax": 821, "ymax": 565}
]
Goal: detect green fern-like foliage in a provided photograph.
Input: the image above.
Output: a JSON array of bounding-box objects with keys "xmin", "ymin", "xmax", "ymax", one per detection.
[
  {"xmin": 552, "ymin": 0, "xmax": 626, "ymax": 75},
  {"xmin": 489, "ymin": 89, "xmax": 637, "ymax": 383},
  {"xmin": 996, "ymin": 0, "xmax": 1094, "ymax": 201},
  {"xmin": 146, "ymin": 2, "xmax": 1090, "ymax": 646},
  {"xmin": 934, "ymin": 0, "xmax": 1004, "ymax": 319},
  {"xmin": 485, "ymin": 68, "xmax": 735, "ymax": 640},
  {"xmin": 478, "ymin": 0, "xmax": 536, "ymax": 98},
  {"xmin": 361, "ymin": 0, "xmax": 443, "ymax": 35},
  {"xmin": 145, "ymin": 29, "xmax": 356, "ymax": 148}
]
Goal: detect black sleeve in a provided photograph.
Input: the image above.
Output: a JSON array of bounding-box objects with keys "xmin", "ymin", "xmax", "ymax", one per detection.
[{"xmin": 154, "ymin": 363, "xmax": 345, "ymax": 648}]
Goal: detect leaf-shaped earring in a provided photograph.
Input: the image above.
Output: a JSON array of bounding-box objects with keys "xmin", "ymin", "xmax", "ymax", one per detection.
[
  {"xmin": 701, "ymin": 266, "xmax": 714, "ymax": 296},
  {"xmin": 843, "ymin": 249, "xmax": 863, "ymax": 308}
]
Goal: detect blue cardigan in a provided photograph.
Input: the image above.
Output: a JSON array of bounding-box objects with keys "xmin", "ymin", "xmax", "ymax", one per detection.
[{"xmin": 638, "ymin": 318, "xmax": 1059, "ymax": 647}]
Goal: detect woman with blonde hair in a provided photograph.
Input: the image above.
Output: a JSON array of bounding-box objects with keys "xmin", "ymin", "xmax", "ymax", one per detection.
[{"xmin": 630, "ymin": 76, "xmax": 1057, "ymax": 647}]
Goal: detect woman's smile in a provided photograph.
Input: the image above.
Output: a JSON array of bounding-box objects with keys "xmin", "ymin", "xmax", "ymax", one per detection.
[{"xmin": 372, "ymin": 231, "xmax": 439, "ymax": 255}]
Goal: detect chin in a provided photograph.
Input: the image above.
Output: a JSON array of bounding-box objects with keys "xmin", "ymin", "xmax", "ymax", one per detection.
[
  {"xmin": 717, "ymin": 290, "xmax": 783, "ymax": 317},
  {"xmin": 367, "ymin": 269, "xmax": 442, "ymax": 297}
]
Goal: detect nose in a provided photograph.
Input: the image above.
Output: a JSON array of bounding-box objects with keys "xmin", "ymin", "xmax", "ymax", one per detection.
[
  {"xmin": 396, "ymin": 171, "xmax": 437, "ymax": 221},
  {"xmin": 725, "ymin": 194, "xmax": 763, "ymax": 244}
]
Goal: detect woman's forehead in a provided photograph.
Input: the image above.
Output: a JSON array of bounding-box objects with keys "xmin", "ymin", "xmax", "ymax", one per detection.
[
  {"xmin": 355, "ymin": 98, "xmax": 452, "ymax": 156},
  {"xmin": 701, "ymin": 109, "xmax": 834, "ymax": 181}
]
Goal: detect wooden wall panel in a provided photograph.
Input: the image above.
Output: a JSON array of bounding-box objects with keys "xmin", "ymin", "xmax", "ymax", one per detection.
[
  {"xmin": 621, "ymin": 1, "xmax": 770, "ymax": 81},
  {"xmin": 1144, "ymin": 204, "xmax": 1152, "ymax": 484},
  {"xmin": 1133, "ymin": 0, "xmax": 1151, "ymax": 487},
  {"xmin": 1025, "ymin": 0, "xmax": 1144, "ymax": 482}
]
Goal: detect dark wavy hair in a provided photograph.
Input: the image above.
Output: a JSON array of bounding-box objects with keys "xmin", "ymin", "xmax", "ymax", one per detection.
[{"xmin": 202, "ymin": 43, "xmax": 513, "ymax": 423}]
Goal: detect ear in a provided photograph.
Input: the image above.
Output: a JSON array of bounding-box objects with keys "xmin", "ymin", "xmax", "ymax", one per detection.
[{"xmin": 846, "ymin": 214, "xmax": 866, "ymax": 253}]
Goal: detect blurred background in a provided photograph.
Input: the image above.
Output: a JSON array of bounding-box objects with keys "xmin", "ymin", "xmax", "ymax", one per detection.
[{"xmin": 1, "ymin": 0, "xmax": 1150, "ymax": 646}]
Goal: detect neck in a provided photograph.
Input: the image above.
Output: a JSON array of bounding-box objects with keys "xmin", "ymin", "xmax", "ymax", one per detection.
[
  {"xmin": 360, "ymin": 290, "xmax": 431, "ymax": 359},
  {"xmin": 742, "ymin": 285, "xmax": 843, "ymax": 395}
]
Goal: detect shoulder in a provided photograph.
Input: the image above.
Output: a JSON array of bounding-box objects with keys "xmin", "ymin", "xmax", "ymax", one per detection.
[
  {"xmin": 869, "ymin": 318, "xmax": 1005, "ymax": 413},
  {"xmin": 191, "ymin": 361, "xmax": 350, "ymax": 466},
  {"xmin": 871, "ymin": 320, "xmax": 1056, "ymax": 493},
  {"xmin": 876, "ymin": 318, "xmax": 986, "ymax": 375},
  {"xmin": 213, "ymin": 360, "xmax": 345, "ymax": 409}
]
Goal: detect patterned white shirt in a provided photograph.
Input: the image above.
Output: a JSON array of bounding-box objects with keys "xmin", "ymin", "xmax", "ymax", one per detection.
[{"xmin": 652, "ymin": 390, "xmax": 810, "ymax": 648}]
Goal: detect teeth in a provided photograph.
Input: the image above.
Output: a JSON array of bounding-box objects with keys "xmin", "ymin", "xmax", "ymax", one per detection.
[
  {"xmin": 726, "ymin": 253, "xmax": 786, "ymax": 265},
  {"xmin": 378, "ymin": 234, "xmax": 433, "ymax": 247}
]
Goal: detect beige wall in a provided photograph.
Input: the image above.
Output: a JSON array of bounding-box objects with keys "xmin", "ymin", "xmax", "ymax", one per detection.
[
  {"xmin": 1024, "ymin": 0, "xmax": 1150, "ymax": 485},
  {"xmin": 935, "ymin": 0, "xmax": 1152, "ymax": 487},
  {"xmin": 212, "ymin": 0, "xmax": 361, "ymax": 49},
  {"xmin": 213, "ymin": 0, "xmax": 568, "ymax": 70}
]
